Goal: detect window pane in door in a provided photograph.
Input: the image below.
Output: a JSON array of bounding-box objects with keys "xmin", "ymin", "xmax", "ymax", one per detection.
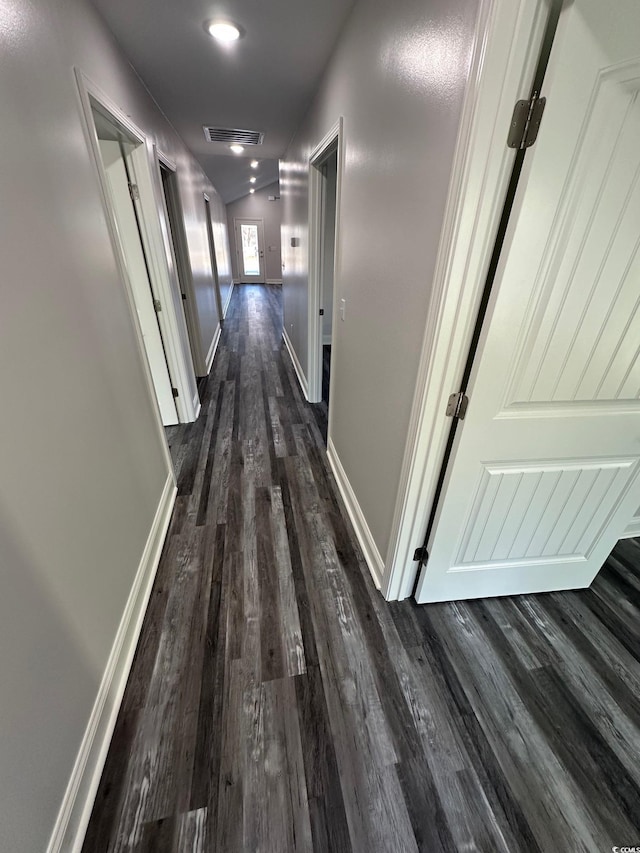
[{"xmin": 241, "ymin": 224, "xmax": 260, "ymax": 276}]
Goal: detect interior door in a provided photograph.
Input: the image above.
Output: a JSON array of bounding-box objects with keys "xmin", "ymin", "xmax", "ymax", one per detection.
[
  {"xmin": 416, "ymin": 0, "xmax": 640, "ymax": 603},
  {"xmin": 235, "ymin": 218, "xmax": 266, "ymax": 283},
  {"xmin": 98, "ymin": 138, "xmax": 179, "ymax": 425}
]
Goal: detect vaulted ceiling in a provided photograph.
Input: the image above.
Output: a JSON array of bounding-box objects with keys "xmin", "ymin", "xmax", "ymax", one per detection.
[{"xmin": 91, "ymin": 0, "xmax": 356, "ymax": 202}]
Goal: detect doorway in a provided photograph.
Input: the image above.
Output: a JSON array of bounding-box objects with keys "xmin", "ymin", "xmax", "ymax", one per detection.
[
  {"xmin": 234, "ymin": 218, "xmax": 266, "ymax": 284},
  {"xmin": 92, "ymin": 109, "xmax": 179, "ymax": 425},
  {"xmin": 307, "ymin": 119, "xmax": 342, "ymax": 441},
  {"xmin": 204, "ymin": 195, "xmax": 224, "ymax": 325},
  {"xmin": 319, "ymin": 151, "xmax": 338, "ymax": 412},
  {"xmin": 158, "ymin": 161, "xmax": 201, "ymax": 379}
]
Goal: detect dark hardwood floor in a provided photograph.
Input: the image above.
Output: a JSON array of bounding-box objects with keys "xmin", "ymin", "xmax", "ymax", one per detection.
[{"xmin": 84, "ymin": 284, "xmax": 640, "ymax": 852}]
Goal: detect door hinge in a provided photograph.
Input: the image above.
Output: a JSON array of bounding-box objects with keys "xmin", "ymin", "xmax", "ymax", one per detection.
[
  {"xmin": 172, "ymin": 387, "xmax": 179, "ymax": 398},
  {"xmin": 413, "ymin": 546, "xmax": 428, "ymax": 563},
  {"xmin": 128, "ymin": 182, "xmax": 140, "ymax": 201},
  {"xmin": 153, "ymin": 298, "xmax": 162, "ymax": 313},
  {"xmin": 319, "ymin": 308, "xmax": 324, "ymax": 316},
  {"xmin": 446, "ymin": 391, "xmax": 469, "ymax": 420},
  {"xmin": 181, "ymin": 292, "xmax": 187, "ymax": 301},
  {"xmin": 507, "ymin": 93, "xmax": 546, "ymax": 149}
]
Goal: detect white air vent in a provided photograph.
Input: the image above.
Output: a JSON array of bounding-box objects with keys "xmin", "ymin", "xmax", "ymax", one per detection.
[{"xmin": 203, "ymin": 126, "xmax": 264, "ymax": 145}]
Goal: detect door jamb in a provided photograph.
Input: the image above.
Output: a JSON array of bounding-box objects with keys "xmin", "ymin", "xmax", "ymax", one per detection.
[
  {"xmin": 74, "ymin": 69, "xmax": 198, "ymax": 426},
  {"xmin": 381, "ymin": 0, "xmax": 554, "ymax": 600},
  {"xmin": 307, "ymin": 118, "xmax": 343, "ymax": 413}
]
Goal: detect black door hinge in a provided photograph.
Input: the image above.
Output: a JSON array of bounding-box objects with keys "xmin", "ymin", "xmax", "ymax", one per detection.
[
  {"xmin": 172, "ymin": 387, "xmax": 179, "ymax": 398},
  {"xmin": 507, "ymin": 92, "xmax": 546, "ymax": 149},
  {"xmin": 319, "ymin": 308, "xmax": 324, "ymax": 316},
  {"xmin": 413, "ymin": 546, "xmax": 428, "ymax": 563}
]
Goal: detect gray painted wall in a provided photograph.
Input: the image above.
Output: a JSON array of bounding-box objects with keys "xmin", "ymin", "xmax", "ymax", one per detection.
[
  {"xmin": 227, "ymin": 182, "xmax": 284, "ymax": 282},
  {"xmin": 0, "ymin": 0, "xmax": 230, "ymax": 849},
  {"xmin": 280, "ymin": 0, "xmax": 480, "ymax": 559}
]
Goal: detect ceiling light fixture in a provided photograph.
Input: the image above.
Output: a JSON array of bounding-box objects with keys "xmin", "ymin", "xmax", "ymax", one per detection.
[
  {"xmin": 206, "ymin": 20, "xmax": 242, "ymax": 42},
  {"xmin": 230, "ymin": 144, "xmax": 244, "ymax": 154},
  {"xmin": 249, "ymin": 177, "xmax": 256, "ymax": 183},
  {"xmin": 250, "ymin": 160, "xmax": 259, "ymax": 169},
  {"xmin": 250, "ymin": 188, "xmax": 255, "ymax": 194}
]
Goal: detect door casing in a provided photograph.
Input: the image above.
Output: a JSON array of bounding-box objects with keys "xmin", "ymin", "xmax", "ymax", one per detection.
[{"xmin": 382, "ymin": 0, "xmax": 554, "ymax": 600}]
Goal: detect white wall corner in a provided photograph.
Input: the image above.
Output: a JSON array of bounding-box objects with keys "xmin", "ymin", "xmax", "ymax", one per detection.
[
  {"xmin": 282, "ymin": 327, "xmax": 309, "ymax": 400},
  {"xmin": 222, "ymin": 281, "xmax": 234, "ymax": 318},
  {"xmin": 327, "ymin": 438, "xmax": 384, "ymax": 590},
  {"xmin": 205, "ymin": 324, "xmax": 222, "ymax": 374},
  {"xmin": 47, "ymin": 472, "xmax": 177, "ymax": 853}
]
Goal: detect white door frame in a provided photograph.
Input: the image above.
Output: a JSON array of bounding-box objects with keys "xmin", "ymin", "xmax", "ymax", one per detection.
[
  {"xmin": 307, "ymin": 118, "xmax": 343, "ymax": 412},
  {"xmin": 156, "ymin": 151, "xmax": 204, "ymax": 394},
  {"xmin": 74, "ymin": 69, "xmax": 199, "ymax": 426},
  {"xmin": 382, "ymin": 0, "xmax": 554, "ymax": 600}
]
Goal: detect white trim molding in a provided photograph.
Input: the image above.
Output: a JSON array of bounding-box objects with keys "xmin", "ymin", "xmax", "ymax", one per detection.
[
  {"xmin": 382, "ymin": 0, "xmax": 552, "ymax": 600},
  {"xmin": 327, "ymin": 438, "xmax": 384, "ymax": 589},
  {"xmin": 621, "ymin": 516, "xmax": 640, "ymax": 540},
  {"xmin": 205, "ymin": 324, "xmax": 222, "ymax": 374},
  {"xmin": 266, "ymin": 278, "xmax": 283, "ymax": 285},
  {"xmin": 307, "ymin": 118, "xmax": 343, "ymax": 406},
  {"xmin": 282, "ymin": 327, "xmax": 309, "ymax": 400},
  {"xmin": 222, "ymin": 281, "xmax": 235, "ymax": 318},
  {"xmin": 47, "ymin": 473, "xmax": 177, "ymax": 853}
]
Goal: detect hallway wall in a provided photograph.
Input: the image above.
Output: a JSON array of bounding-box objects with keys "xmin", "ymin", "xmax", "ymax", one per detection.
[
  {"xmin": 0, "ymin": 0, "xmax": 229, "ymax": 850},
  {"xmin": 280, "ymin": 0, "xmax": 481, "ymax": 568},
  {"xmin": 226, "ymin": 182, "xmax": 284, "ymax": 283}
]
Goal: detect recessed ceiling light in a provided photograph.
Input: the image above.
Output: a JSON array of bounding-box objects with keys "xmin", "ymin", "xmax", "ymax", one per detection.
[
  {"xmin": 230, "ymin": 144, "xmax": 244, "ymax": 154},
  {"xmin": 249, "ymin": 177, "xmax": 256, "ymax": 184},
  {"xmin": 206, "ymin": 20, "xmax": 242, "ymax": 42},
  {"xmin": 250, "ymin": 160, "xmax": 259, "ymax": 169},
  {"xmin": 249, "ymin": 188, "xmax": 255, "ymax": 194}
]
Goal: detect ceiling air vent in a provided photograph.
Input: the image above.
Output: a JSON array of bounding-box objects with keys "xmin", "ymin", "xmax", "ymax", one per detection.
[{"xmin": 203, "ymin": 126, "xmax": 264, "ymax": 145}]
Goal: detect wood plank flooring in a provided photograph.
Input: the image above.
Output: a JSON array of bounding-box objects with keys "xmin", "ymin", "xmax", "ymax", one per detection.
[{"xmin": 84, "ymin": 284, "xmax": 640, "ymax": 852}]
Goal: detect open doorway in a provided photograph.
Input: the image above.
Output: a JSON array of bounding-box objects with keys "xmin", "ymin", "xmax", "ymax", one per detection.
[
  {"xmin": 307, "ymin": 121, "xmax": 341, "ymax": 445},
  {"xmin": 319, "ymin": 151, "xmax": 338, "ymax": 409},
  {"xmin": 92, "ymin": 108, "xmax": 179, "ymax": 425},
  {"xmin": 158, "ymin": 160, "xmax": 201, "ymax": 382}
]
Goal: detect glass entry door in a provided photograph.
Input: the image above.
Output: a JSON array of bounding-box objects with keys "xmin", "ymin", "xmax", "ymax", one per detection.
[{"xmin": 235, "ymin": 218, "xmax": 266, "ymax": 283}]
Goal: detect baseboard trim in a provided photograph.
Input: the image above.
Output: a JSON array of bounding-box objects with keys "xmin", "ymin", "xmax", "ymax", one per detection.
[
  {"xmin": 282, "ymin": 327, "xmax": 309, "ymax": 400},
  {"xmin": 266, "ymin": 279, "xmax": 283, "ymax": 285},
  {"xmin": 205, "ymin": 324, "xmax": 221, "ymax": 374},
  {"xmin": 327, "ymin": 437, "xmax": 384, "ymax": 589},
  {"xmin": 192, "ymin": 397, "xmax": 202, "ymax": 422},
  {"xmin": 222, "ymin": 281, "xmax": 234, "ymax": 318},
  {"xmin": 322, "ymin": 334, "xmax": 332, "ymax": 346},
  {"xmin": 47, "ymin": 473, "xmax": 177, "ymax": 853}
]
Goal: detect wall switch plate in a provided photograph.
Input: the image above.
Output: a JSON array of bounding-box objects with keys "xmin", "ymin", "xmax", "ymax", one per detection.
[{"xmin": 340, "ymin": 298, "xmax": 346, "ymax": 321}]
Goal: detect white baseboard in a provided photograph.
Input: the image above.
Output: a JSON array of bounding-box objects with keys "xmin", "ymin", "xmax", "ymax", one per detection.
[
  {"xmin": 266, "ymin": 279, "xmax": 283, "ymax": 285},
  {"xmin": 222, "ymin": 281, "xmax": 234, "ymax": 318},
  {"xmin": 322, "ymin": 334, "xmax": 332, "ymax": 346},
  {"xmin": 327, "ymin": 438, "xmax": 384, "ymax": 589},
  {"xmin": 282, "ymin": 327, "xmax": 309, "ymax": 400},
  {"xmin": 205, "ymin": 324, "xmax": 221, "ymax": 374},
  {"xmin": 620, "ymin": 517, "xmax": 640, "ymax": 539},
  {"xmin": 47, "ymin": 473, "xmax": 177, "ymax": 853},
  {"xmin": 192, "ymin": 396, "xmax": 202, "ymax": 422}
]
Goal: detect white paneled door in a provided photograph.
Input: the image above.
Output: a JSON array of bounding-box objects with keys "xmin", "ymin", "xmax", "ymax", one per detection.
[{"xmin": 417, "ymin": 0, "xmax": 640, "ymax": 603}]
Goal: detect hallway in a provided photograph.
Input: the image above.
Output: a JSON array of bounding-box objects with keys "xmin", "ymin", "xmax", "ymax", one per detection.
[{"xmin": 84, "ymin": 285, "xmax": 640, "ymax": 852}]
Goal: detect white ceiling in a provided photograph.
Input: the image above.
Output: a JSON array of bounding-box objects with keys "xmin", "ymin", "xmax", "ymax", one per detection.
[{"xmin": 91, "ymin": 0, "xmax": 356, "ymax": 202}]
